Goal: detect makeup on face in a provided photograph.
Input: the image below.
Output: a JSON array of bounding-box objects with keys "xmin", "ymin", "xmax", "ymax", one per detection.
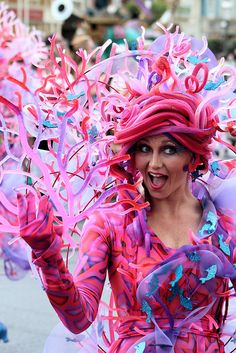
[{"xmin": 134, "ymin": 135, "xmax": 192, "ymax": 201}]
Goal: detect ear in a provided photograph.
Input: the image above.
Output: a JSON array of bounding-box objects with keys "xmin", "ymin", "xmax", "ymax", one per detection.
[
  {"xmin": 188, "ymin": 153, "xmax": 200, "ymax": 173},
  {"xmin": 183, "ymin": 153, "xmax": 197, "ymax": 173}
]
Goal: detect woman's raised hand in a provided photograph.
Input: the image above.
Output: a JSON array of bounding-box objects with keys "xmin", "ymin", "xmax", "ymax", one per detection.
[{"xmin": 17, "ymin": 191, "xmax": 63, "ymax": 255}]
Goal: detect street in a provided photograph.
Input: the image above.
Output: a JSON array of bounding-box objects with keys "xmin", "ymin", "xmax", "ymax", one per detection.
[{"xmin": 0, "ymin": 262, "xmax": 60, "ymax": 353}]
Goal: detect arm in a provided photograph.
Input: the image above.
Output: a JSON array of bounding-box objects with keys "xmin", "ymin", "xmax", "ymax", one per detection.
[
  {"xmin": 17, "ymin": 193, "xmax": 110, "ymax": 334},
  {"xmin": 40, "ymin": 212, "xmax": 110, "ymax": 334}
]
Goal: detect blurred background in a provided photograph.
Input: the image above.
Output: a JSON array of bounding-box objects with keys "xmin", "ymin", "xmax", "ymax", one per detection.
[{"xmin": 4, "ymin": 0, "xmax": 236, "ymax": 62}]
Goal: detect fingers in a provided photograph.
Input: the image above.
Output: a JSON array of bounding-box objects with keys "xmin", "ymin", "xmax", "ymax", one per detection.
[
  {"xmin": 17, "ymin": 192, "xmax": 63, "ymax": 246},
  {"xmin": 17, "ymin": 192, "xmax": 29, "ymax": 228},
  {"xmin": 17, "ymin": 191, "xmax": 37, "ymax": 227},
  {"xmin": 25, "ymin": 192, "xmax": 37, "ymax": 223},
  {"xmin": 37, "ymin": 202, "xmax": 53, "ymax": 235},
  {"xmin": 37, "ymin": 195, "xmax": 53, "ymax": 223},
  {"xmin": 18, "ymin": 197, "xmax": 54, "ymax": 249}
]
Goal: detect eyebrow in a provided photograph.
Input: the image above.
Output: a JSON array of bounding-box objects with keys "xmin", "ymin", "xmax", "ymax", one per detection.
[
  {"xmin": 138, "ymin": 138, "xmax": 177, "ymax": 145},
  {"xmin": 160, "ymin": 139, "xmax": 177, "ymax": 145}
]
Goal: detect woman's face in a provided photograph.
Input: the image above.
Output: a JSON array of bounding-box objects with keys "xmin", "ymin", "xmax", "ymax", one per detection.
[{"xmin": 134, "ymin": 135, "xmax": 193, "ymax": 201}]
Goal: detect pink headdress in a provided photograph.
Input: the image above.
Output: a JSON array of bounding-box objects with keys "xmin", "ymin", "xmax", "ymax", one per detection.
[
  {"xmin": 114, "ymin": 90, "xmax": 216, "ymax": 173},
  {"xmin": 1, "ymin": 21, "xmax": 236, "ymax": 244},
  {"xmin": 98, "ymin": 25, "xmax": 236, "ymax": 176}
]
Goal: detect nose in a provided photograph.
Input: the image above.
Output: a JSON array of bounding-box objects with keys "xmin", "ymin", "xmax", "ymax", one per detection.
[{"xmin": 149, "ymin": 151, "xmax": 163, "ymax": 169}]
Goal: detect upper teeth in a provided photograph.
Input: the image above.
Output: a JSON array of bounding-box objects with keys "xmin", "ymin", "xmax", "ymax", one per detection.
[{"xmin": 150, "ymin": 173, "xmax": 164, "ymax": 177}]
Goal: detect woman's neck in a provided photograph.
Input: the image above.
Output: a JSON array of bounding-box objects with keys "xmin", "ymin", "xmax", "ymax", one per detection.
[
  {"xmin": 147, "ymin": 191, "xmax": 203, "ymax": 249},
  {"xmin": 149, "ymin": 188, "xmax": 197, "ymax": 217}
]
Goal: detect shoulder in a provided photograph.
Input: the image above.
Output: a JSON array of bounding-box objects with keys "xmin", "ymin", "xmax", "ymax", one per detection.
[{"xmin": 195, "ymin": 159, "xmax": 236, "ymax": 212}]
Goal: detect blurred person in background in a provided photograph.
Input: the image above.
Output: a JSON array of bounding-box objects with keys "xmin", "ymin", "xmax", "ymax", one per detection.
[{"xmin": 61, "ymin": 14, "xmax": 95, "ymax": 63}]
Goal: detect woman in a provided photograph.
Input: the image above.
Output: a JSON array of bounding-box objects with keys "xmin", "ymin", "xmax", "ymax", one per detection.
[{"xmin": 17, "ymin": 27, "xmax": 236, "ymax": 352}]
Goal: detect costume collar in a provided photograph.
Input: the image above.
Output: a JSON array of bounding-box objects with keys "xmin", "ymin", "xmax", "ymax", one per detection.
[{"xmin": 192, "ymin": 180, "xmax": 218, "ymax": 240}]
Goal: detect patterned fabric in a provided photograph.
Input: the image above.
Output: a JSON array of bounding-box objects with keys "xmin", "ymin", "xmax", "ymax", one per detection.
[{"xmin": 19, "ymin": 173, "xmax": 236, "ymax": 353}]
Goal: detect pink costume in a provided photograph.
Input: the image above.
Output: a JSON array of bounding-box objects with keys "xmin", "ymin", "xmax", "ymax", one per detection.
[
  {"xmin": 18, "ymin": 158, "xmax": 236, "ymax": 353},
  {"xmin": 0, "ymin": 8, "xmax": 236, "ymax": 351}
]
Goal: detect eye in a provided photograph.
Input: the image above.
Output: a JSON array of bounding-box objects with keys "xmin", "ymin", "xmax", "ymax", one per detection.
[
  {"xmin": 162, "ymin": 145, "xmax": 178, "ymax": 155},
  {"xmin": 135, "ymin": 143, "xmax": 151, "ymax": 153}
]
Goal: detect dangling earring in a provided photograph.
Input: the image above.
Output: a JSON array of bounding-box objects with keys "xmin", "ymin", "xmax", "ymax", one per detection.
[
  {"xmin": 183, "ymin": 155, "xmax": 196, "ymax": 173},
  {"xmin": 191, "ymin": 163, "xmax": 205, "ymax": 181},
  {"xmin": 191, "ymin": 169, "xmax": 203, "ymax": 181}
]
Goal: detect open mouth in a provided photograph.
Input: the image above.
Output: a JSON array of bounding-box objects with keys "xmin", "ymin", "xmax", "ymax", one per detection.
[{"xmin": 149, "ymin": 173, "xmax": 168, "ymax": 189}]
